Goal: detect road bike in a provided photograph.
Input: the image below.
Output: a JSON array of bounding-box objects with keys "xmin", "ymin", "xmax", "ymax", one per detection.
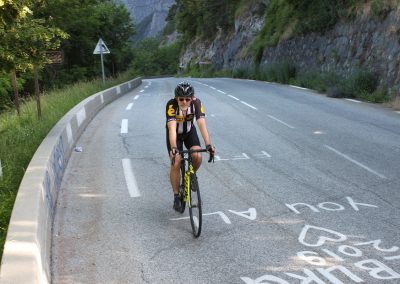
[{"xmin": 173, "ymin": 148, "xmax": 214, "ymax": 238}]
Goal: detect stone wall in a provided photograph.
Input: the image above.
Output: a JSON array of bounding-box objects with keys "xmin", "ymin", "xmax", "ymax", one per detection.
[
  {"xmin": 260, "ymin": 9, "xmax": 400, "ymax": 94},
  {"xmin": 180, "ymin": 4, "xmax": 400, "ymax": 95}
]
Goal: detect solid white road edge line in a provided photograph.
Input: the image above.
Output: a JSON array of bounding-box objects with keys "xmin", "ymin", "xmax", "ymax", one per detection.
[
  {"xmin": 122, "ymin": 159, "xmax": 141, "ymax": 197},
  {"xmin": 240, "ymin": 101, "xmax": 258, "ymax": 110},
  {"xmin": 267, "ymin": 115, "xmax": 295, "ymax": 129},
  {"xmin": 121, "ymin": 119, "xmax": 128, "ymax": 134},
  {"xmin": 324, "ymin": 145, "xmax": 386, "ymax": 179},
  {"xmin": 345, "ymin": 99, "xmax": 362, "ymax": 103}
]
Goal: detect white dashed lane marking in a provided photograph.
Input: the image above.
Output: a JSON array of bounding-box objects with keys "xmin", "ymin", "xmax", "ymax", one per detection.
[
  {"xmin": 324, "ymin": 145, "xmax": 386, "ymax": 179},
  {"xmin": 121, "ymin": 119, "xmax": 128, "ymax": 134},
  {"xmin": 240, "ymin": 101, "xmax": 258, "ymax": 110},
  {"xmin": 228, "ymin": 95, "xmax": 240, "ymax": 101},
  {"xmin": 126, "ymin": 103, "xmax": 133, "ymax": 110},
  {"xmin": 122, "ymin": 159, "xmax": 141, "ymax": 197},
  {"xmin": 267, "ymin": 115, "xmax": 294, "ymax": 129}
]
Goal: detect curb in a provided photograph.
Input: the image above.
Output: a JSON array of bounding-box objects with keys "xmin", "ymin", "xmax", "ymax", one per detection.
[{"xmin": 0, "ymin": 77, "xmax": 142, "ymax": 284}]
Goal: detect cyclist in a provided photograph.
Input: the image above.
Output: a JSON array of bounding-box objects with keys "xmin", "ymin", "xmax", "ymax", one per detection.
[{"xmin": 166, "ymin": 81, "xmax": 215, "ymax": 212}]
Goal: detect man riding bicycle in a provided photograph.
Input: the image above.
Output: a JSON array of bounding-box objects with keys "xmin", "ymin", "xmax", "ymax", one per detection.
[{"xmin": 166, "ymin": 81, "xmax": 215, "ymax": 212}]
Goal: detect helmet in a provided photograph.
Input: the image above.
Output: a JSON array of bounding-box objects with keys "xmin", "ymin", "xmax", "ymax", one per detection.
[{"xmin": 174, "ymin": 81, "xmax": 194, "ymax": 97}]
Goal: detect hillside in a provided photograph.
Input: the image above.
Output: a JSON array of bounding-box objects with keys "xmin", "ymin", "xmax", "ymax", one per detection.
[
  {"xmin": 170, "ymin": 0, "xmax": 400, "ymax": 99},
  {"xmin": 120, "ymin": 0, "xmax": 174, "ymax": 40}
]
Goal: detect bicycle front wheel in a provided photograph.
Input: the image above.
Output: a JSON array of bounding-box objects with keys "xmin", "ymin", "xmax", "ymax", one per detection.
[{"xmin": 189, "ymin": 174, "xmax": 202, "ymax": 238}]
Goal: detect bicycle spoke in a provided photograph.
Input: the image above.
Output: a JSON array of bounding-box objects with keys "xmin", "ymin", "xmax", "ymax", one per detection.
[{"xmin": 191, "ymin": 216, "xmax": 199, "ymax": 229}]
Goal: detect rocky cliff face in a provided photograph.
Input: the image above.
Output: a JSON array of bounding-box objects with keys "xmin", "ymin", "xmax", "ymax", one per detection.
[
  {"xmin": 181, "ymin": 4, "xmax": 400, "ymax": 94},
  {"xmin": 121, "ymin": 0, "xmax": 174, "ymax": 39}
]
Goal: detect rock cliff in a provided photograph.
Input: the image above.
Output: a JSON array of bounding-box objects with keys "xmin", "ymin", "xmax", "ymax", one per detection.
[
  {"xmin": 120, "ymin": 0, "xmax": 174, "ymax": 39},
  {"xmin": 180, "ymin": 3, "xmax": 400, "ymax": 94}
]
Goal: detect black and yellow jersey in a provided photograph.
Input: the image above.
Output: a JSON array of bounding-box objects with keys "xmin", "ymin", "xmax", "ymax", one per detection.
[{"xmin": 166, "ymin": 98, "xmax": 205, "ymax": 134}]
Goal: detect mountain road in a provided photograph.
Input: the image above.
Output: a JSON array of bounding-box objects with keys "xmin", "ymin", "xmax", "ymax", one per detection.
[{"xmin": 52, "ymin": 77, "xmax": 400, "ymax": 283}]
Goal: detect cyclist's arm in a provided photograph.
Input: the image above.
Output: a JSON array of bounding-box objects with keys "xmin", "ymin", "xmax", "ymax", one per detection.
[
  {"xmin": 167, "ymin": 120, "xmax": 178, "ymax": 151},
  {"xmin": 196, "ymin": 118, "xmax": 211, "ymax": 146}
]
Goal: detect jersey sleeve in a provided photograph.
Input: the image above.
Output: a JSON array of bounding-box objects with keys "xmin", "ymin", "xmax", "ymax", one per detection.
[
  {"xmin": 166, "ymin": 99, "xmax": 177, "ymax": 122},
  {"xmin": 194, "ymin": 98, "xmax": 205, "ymax": 119}
]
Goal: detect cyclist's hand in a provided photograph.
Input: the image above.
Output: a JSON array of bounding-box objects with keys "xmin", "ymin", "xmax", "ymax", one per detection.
[
  {"xmin": 206, "ymin": 144, "xmax": 215, "ymax": 154},
  {"xmin": 170, "ymin": 147, "xmax": 179, "ymax": 165},
  {"xmin": 171, "ymin": 147, "xmax": 179, "ymax": 156},
  {"xmin": 206, "ymin": 144, "xmax": 216, "ymax": 163}
]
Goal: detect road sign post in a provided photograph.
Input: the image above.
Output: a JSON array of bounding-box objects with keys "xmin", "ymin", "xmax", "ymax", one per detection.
[{"xmin": 93, "ymin": 38, "xmax": 110, "ymax": 84}]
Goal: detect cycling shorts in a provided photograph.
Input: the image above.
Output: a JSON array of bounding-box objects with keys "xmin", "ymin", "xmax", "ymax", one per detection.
[{"xmin": 166, "ymin": 126, "xmax": 200, "ymax": 154}]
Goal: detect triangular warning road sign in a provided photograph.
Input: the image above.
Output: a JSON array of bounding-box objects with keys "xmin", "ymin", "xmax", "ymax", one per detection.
[{"xmin": 93, "ymin": 38, "xmax": 110, "ymax": 54}]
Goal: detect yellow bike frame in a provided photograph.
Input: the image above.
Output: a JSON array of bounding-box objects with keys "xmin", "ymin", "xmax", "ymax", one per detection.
[{"xmin": 184, "ymin": 164, "xmax": 195, "ymax": 207}]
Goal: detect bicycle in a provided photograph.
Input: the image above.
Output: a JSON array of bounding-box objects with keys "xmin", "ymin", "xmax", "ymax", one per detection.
[{"xmin": 173, "ymin": 148, "xmax": 214, "ymax": 238}]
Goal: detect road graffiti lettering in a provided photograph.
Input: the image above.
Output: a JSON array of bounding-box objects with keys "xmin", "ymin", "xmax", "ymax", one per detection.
[
  {"xmin": 241, "ymin": 225, "xmax": 400, "ymax": 283},
  {"xmin": 215, "ymin": 151, "xmax": 271, "ymax": 161},
  {"xmin": 286, "ymin": 196, "xmax": 378, "ymax": 214},
  {"xmin": 228, "ymin": 208, "xmax": 257, "ymax": 220},
  {"xmin": 170, "ymin": 208, "xmax": 256, "ymax": 225}
]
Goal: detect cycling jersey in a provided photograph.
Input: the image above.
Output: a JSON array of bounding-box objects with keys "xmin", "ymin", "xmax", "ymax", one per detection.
[{"xmin": 165, "ymin": 98, "xmax": 205, "ymax": 135}]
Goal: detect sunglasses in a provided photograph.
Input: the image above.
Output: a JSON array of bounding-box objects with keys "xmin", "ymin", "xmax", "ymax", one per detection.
[{"xmin": 178, "ymin": 98, "xmax": 191, "ymax": 102}]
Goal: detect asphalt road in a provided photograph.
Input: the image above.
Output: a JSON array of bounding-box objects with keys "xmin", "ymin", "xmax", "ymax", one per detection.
[{"xmin": 52, "ymin": 77, "xmax": 400, "ymax": 283}]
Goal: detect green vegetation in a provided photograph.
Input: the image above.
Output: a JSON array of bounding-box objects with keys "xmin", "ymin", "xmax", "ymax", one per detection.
[
  {"xmin": 253, "ymin": 0, "xmax": 359, "ymax": 63},
  {"xmin": 371, "ymin": 0, "xmax": 393, "ymax": 19},
  {"xmin": 0, "ymin": 73, "xmax": 133, "ymax": 259},
  {"xmin": 129, "ymin": 38, "xmax": 182, "ymax": 77},
  {"xmin": 173, "ymin": 0, "xmax": 241, "ymax": 43},
  {"xmin": 0, "ymin": 0, "xmax": 135, "ymax": 113}
]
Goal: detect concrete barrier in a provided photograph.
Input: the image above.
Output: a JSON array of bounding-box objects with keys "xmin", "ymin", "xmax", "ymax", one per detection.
[{"xmin": 0, "ymin": 77, "xmax": 142, "ymax": 283}]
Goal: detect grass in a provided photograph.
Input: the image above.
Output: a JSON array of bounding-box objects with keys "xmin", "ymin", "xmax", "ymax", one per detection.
[{"xmin": 0, "ymin": 72, "xmax": 133, "ymax": 259}]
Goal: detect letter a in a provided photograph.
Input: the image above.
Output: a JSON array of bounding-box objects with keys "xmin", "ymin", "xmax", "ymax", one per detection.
[{"xmin": 229, "ymin": 208, "xmax": 257, "ymax": 220}]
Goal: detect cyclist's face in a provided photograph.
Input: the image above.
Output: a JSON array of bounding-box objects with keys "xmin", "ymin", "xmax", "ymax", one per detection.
[{"xmin": 177, "ymin": 97, "xmax": 192, "ymax": 110}]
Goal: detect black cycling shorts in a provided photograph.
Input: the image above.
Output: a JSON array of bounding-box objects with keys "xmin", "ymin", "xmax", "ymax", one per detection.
[{"xmin": 166, "ymin": 126, "xmax": 201, "ymax": 154}]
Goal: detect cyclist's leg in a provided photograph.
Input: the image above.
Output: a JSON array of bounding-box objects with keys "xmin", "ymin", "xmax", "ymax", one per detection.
[
  {"xmin": 166, "ymin": 130, "xmax": 183, "ymax": 194},
  {"xmin": 184, "ymin": 127, "xmax": 202, "ymax": 171}
]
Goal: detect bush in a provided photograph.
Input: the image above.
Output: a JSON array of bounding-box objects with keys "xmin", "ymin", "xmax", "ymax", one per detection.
[
  {"xmin": 258, "ymin": 61, "xmax": 296, "ymax": 84},
  {"xmin": 0, "ymin": 76, "xmax": 13, "ymax": 112},
  {"xmin": 349, "ymin": 69, "xmax": 378, "ymax": 96},
  {"xmin": 371, "ymin": 0, "xmax": 392, "ymax": 19}
]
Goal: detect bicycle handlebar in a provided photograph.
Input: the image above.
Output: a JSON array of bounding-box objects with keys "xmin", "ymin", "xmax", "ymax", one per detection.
[{"xmin": 171, "ymin": 148, "xmax": 215, "ymax": 165}]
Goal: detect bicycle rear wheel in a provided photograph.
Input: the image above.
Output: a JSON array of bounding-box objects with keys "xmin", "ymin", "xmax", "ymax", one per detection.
[{"xmin": 189, "ymin": 174, "xmax": 202, "ymax": 238}]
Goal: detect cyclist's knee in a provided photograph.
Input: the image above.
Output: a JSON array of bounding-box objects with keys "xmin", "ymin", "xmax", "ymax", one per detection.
[{"xmin": 171, "ymin": 155, "xmax": 181, "ymax": 170}]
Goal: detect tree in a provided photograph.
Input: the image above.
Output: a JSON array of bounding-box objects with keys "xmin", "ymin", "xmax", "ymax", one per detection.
[
  {"xmin": 36, "ymin": 0, "xmax": 135, "ymax": 84},
  {"xmin": 0, "ymin": 1, "xmax": 67, "ymax": 117}
]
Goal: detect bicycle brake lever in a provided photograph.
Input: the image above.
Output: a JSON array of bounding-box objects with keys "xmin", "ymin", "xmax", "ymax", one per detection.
[{"xmin": 208, "ymin": 153, "xmax": 214, "ymax": 163}]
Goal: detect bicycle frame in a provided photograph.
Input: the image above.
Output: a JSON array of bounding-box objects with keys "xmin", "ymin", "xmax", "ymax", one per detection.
[
  {"xmin": 177, "ymin": 148, "xmax": 212, "ymax": 207},
  {"xmin": 173, "ymin": 148, "xmax": 213, "ymax": 237}
]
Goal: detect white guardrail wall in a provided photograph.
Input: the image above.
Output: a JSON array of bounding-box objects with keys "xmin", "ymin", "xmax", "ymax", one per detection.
[{"xmin": 0, "ymin": 77, "xmax": 142, "ymax": 283}]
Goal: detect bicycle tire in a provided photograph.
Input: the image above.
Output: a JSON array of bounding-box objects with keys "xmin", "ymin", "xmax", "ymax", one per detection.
[{"xmin": 189, "ymin": 174, "xmax": 202, "ymax": 238}]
